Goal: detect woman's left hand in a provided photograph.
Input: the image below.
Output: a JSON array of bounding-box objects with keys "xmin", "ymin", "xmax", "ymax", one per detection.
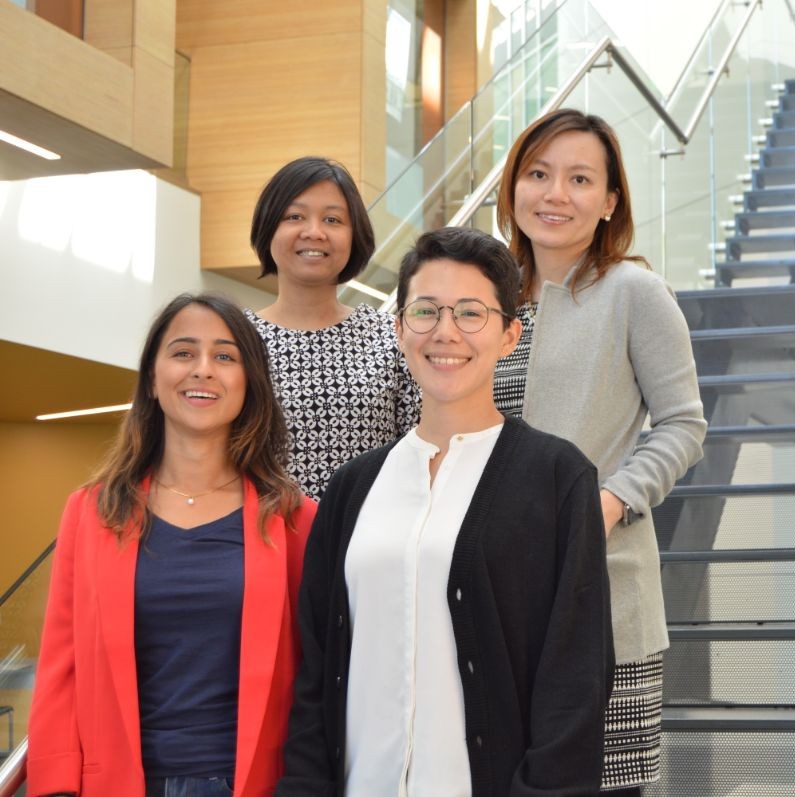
[{"xmin": 600, "ymin": 489, "xmax": 624, "ymax": 538}]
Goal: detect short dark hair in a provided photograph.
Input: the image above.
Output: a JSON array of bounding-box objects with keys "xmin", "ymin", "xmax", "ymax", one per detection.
[
  {"xmin": 397, "ymin": 227, "xmax": 521, "ymax": 326},
  {"xmin": 250, "ymin": 156, "xmax": 375, "ymax": 284}
]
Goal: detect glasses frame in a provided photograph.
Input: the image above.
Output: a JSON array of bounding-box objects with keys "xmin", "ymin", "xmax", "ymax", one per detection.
[{"xmin": 399, "ymin": 299, "xmax": 513, "ymax": 334}]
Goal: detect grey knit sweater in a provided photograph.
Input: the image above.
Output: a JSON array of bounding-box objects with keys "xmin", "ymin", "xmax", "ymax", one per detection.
[{"xmin": 518, "ymin": 261, "xmax": 706, "ymax": 662}]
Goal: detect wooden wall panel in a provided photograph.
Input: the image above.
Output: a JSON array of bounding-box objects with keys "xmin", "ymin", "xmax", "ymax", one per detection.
[
  {"xmin": 0, "ymin": 1, "xmax": 133, "ymax": 143},
  {"xmin": 186, "ymin": 34, "xmax": 362, "ymax": 193},
  {"xmin": 83, "ymin": 0, "xmax": 133, "ymax": 57},
  {"xmin": 178, "ymin": 1, "xmax": 389, "ymax": 273},
  {"xmin": 445, "ymin": 0, "xmax": 477, "ymax": 121},
  {"xmin": 0, "ymin": 0, "xmax": 176, "ymax": 178},
  {"xmin": 177, "ymin": 0, "xmax": 361, "ymax": 50},
  {"xmin": 133, "ymin": 48, "xmax": 175, "ymax": 163}
]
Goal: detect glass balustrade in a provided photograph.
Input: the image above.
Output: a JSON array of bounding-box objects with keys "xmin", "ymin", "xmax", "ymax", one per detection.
[
  {"xmin": 0, "ymin": 546, "xmax": 53, "ymax": 774},
  {"xmin": 340, "ymin": 0, "xmax": 795, "ymax": 308}
]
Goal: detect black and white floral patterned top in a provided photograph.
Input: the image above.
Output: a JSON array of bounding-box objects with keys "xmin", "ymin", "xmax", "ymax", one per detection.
[
  {"xmin": 245, "ymin": 304, "xmax": 421, "ymax": 500},
  {"xmin": 493, "ymin": 302, "xmax": 537, "ymax": 417}
]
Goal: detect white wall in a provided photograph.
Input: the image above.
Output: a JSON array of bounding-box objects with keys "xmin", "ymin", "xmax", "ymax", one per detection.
[{"xmin": 0, "ymin": 171, "xmax": 273, "ymax": 370}]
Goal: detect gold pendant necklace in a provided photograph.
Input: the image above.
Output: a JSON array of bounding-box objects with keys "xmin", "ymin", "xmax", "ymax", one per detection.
[{"xmin": 154, "ymin": 474, "xmax": 240, "ymax": 506}]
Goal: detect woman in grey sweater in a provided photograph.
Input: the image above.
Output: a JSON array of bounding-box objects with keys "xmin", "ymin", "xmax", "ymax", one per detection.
[{"xmin": 494, "ymin": 109, "xmax": 707, "ymax": 795}]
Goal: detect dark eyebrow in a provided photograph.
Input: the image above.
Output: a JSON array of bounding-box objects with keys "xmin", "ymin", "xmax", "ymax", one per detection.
[
  {"xmin": 413, "ymin": 295, "xmax": 487, "ymax": 304},
  {"xmin": 166, "ymin": 337, "xmax": 239, "ymax": 347},
  {"xmin": 286, "ymin": 201, "xmax": 348, "ymax": 212},
  {"xmin": 532, "ymin": 157, "xmax": 598, "ymax": 172}
]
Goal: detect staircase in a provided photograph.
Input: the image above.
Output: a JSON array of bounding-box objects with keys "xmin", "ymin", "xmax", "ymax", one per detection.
[{"xmin": 647, "ymin": 80, "xmax": 795, "ymax": 796}]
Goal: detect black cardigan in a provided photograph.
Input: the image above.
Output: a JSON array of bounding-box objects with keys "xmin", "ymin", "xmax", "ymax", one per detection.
[{"xmin": 277, "ymin": 417, "xmax": 614, "ymax": 797}]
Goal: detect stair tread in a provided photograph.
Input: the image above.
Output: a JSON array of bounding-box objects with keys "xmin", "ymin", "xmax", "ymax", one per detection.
[
  {"xmin": 698, "ymin": 371, "xmax": 795, "ymax": 384},
  {"xmin": 669, "ymin": 483, "xmax": 795, "ymax": 497},
  {"xmin": 690, "ymin": 324, "xmax": 795, "ymax": 340},
  {"xmin": 702, "ymin": 423, "xmax": 795, "ymax": 439},
  {"xmin": 663, "ymin": 705, "xmax": 795, "ymax": 726},
  {"xmin": 668, "ymin": 621, "xmax": 795, "ymax": 640}
]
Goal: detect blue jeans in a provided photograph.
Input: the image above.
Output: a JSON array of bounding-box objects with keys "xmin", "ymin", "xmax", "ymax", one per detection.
[{"xmin": 145, "ymin": 776, "xmax": 234, "ymax": 796}]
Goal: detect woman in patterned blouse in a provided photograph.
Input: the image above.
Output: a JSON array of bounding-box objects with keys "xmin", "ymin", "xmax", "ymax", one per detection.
[{"xmin": 247, "ymin": 157, "xmax": 420, "ymax": 500}]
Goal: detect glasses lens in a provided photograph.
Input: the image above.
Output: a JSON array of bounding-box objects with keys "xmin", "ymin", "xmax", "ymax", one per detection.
[
  {"xmin": 453, "ymin": 300, "xmax": 489, "ymax": 332},
  {"xmin": 403, "ymin": 300, "xmax": 440, "ymax": 332}
]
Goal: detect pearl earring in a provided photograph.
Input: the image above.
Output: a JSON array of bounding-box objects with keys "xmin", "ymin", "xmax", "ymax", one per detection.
[{"xmin": 603, "ymin": 214, "xmax": 611, "ymax": 222}]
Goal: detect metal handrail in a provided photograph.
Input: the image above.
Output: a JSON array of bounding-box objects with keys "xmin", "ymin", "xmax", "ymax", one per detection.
[
  {"xmin": 0, "ymin": 541, "xmax": 54, "ymax": 608},
  {"xmin": 0, "ymin": 738, "xmax": 26, "ymax": 797},
  {"xmin": 379, "ymin": 0, "xmax": 765, "ymax": 312}
]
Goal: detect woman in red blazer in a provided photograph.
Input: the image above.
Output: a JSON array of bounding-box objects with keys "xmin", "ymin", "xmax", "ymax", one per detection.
[{"xmin": 28, "ymin": 293, "xmax": 317, "ymax": 797}]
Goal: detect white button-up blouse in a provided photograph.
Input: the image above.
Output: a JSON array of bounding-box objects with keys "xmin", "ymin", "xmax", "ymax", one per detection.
[{"xmin": 344, "ymin": 423, "xmax": 503, "ymax": 797}]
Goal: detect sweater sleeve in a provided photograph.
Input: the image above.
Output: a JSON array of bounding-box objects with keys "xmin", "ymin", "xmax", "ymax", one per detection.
[
  {"xmin": 511, "ymin": 465, "xmax": 614, "ymax": 796},
  {"xmin": 277, "ymin": 480, "xmax": 340, "ymax": 797},
  {"xmin": 27, "ymin": 491, "xmax": 86, "ymax": 797},
  {"xmin": 602, "ymin": 274, "xmax": 706, "ymax": 513}
]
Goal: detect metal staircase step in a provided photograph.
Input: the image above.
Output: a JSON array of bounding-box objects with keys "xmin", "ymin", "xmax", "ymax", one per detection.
[
  {"xmin": 753, "ymin": 166, "xmax": 795, "ymax": 189},
  {"xmin": 762, "ymin": 146, "xmax": 795, "ymax": 168},
  {"xmin": 725, "ymin": 233, "xmax": 795, "ymax": 257},
  {"xmin": 661, "ymin": 548, "xmax": 795, "ymax": 562},
  {"xmin": 716, "ymin": 257, "xmax": 795, "ymax": 284},
  {"xmin": 697, "ymin": 372, "xmax": 795, "ymax": 396},
  {"xmin": 777, "ymin": 94, "xmax": 795, "ymax": 112},
  {"xmin": 690, "ymin": 324, "xmax": 795, "ymax": 342},
  {"xmin": 669, "ymin": 482, "xmax": 795, "ymax": 498},
  {"xmin": 701, "ymin": 424, "xmax": 795, "ymax": 442},
  {"xmin": 742, "ymin": 187, "xmax": 795, "ymax": 211},
  {"xmin": 767, "ymin": 128, "xmax": 795, "ymax": 148},
  {"xmin": 662, "ymin": 705, "xmax": 795, "ymax": 731},
  {"xmin": 774, "ymin": 110, "xmax": 795, "ymax": 129},
  {"xmin": 677, "ymin": 284, "xmax": 795, "ymax": 329},
  {"xmin": 668, "ymin": 622, "xmax": 795, "ymax": 641},
  {"xmin": 734, "ymin": 209, "xmax": 795, "ymax": 233}
]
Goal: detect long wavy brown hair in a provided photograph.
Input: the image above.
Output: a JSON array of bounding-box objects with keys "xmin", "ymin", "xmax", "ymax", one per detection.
[
  {"xmin": 497, "ymin": 108, "xmax": 648, "ymax": 300},
  {"xmin": 90, "ymin": 292, "xmax": 302, "ymax": 542}
]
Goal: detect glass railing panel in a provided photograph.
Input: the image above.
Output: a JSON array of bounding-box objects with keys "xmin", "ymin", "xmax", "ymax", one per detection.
[
  {"xmin": 340, "ymin": 0, "xmax": 615, "ymax": 307},
  {"xmin": 0, "ymin": 547, "xmax": 53, "ymax": 766},
  {"xmin": 662, "ymin": 0, "xmax": 795, "ymax": 291},
  {"xmin": 344, "ymin": 0, "xmax": 794, "ymax": 307}
]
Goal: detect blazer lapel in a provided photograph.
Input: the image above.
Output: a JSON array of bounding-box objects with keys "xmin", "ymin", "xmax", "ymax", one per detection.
[
  {"xmin": 235, "ymin": 480, "xmax": 288, "ymax": 791},
  {"xmin": 95, "ymin": 503, "xmax": 142, "ymax": 769}
]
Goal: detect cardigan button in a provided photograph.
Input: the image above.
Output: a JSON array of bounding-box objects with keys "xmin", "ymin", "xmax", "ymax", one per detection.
[
  {"xmin": 476, "ymin": 735, "xmax": 483, "ymax": 748},
  {"xmin": 467, "ymin": 660, "xmax": 474, "ymax": 675},
  {"xmin": 335, "ymin": 747, "xmax": 341, "ymax": 760},
  {"xmin": 337, "ymin": 614, "xmax": 344, "ymax": 628},
  {"xmin": 336, "ymin": 675, "xmax": 342, "ymax": 688},
  {"xmin": 455, "ymin": 588, "xmax": 462, "ymax": 601}
]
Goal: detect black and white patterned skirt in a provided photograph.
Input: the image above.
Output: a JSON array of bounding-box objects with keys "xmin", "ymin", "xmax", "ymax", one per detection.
[{"xmin": 600, "ymin": 652, "xmax": 663, "ymax": 790}]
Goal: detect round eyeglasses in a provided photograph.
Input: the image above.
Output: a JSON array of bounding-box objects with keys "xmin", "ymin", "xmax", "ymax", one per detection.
[{"xmin": 399, "ymin": 299, "xmax": 512, "ymax": 334}]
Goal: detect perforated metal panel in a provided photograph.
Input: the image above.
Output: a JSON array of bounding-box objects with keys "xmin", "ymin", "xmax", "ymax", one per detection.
[
  {"xmin": 655, "ymin": 494, "xmax": 795, "ymax": 551},
  {"xmin": 646, "ymin": 731, "xmax": 795, "ymax": 796},
  {"xmin": 664, "ymin": 640, "xmax": 795, "ymax": 705},
  {"xmin": 662, "ymin": 560, "xmax": 795, "ymax": 622}
]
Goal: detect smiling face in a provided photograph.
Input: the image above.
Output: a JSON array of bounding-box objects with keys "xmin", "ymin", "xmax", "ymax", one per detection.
[
  {"xmin": 269, "ymin": 180, "xmax": 354, "ymax": 288},
  {"xmin": 151, "ymin": 304, "xmax": 247, "ymax": 441},
  {"xmin": 397, "ymin": 258, "xmax": 520, "ymax": 421},
  {"xmin": 513, "ymin": 130, "xmax": 618, "ymax": 270}
]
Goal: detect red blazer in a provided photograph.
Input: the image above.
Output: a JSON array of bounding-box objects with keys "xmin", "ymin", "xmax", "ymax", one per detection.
[{"xmin": 27, "ymin": 479, "xmax": 316, "ymax": 797}]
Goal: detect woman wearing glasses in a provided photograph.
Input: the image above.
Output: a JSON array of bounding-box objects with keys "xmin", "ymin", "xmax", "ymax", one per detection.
[
  {"xmin": 494, "ymin": 109, "xmax": 706, "ymax": 795},
  {"xmin": 277, "ymin": 227, "xmax": 614, "ymax": 797},
  {"xmin": 247, "ymin": 157, "xmax": 420, "ymax": 500}
]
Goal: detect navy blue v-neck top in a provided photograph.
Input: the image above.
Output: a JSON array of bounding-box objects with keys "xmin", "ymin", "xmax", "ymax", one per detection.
[{"xmin": 134, "ymin": 508, "xmax": 244, "ymax": 777}]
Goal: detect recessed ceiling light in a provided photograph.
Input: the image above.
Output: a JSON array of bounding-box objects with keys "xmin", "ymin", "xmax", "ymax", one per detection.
[
  {"xmin": 37, "ymin": 403, "xmax": 132, "ymax": 421},
  {"xmin": 0, "ymin": 129, "xmax": 61, "ymax": 161}
]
